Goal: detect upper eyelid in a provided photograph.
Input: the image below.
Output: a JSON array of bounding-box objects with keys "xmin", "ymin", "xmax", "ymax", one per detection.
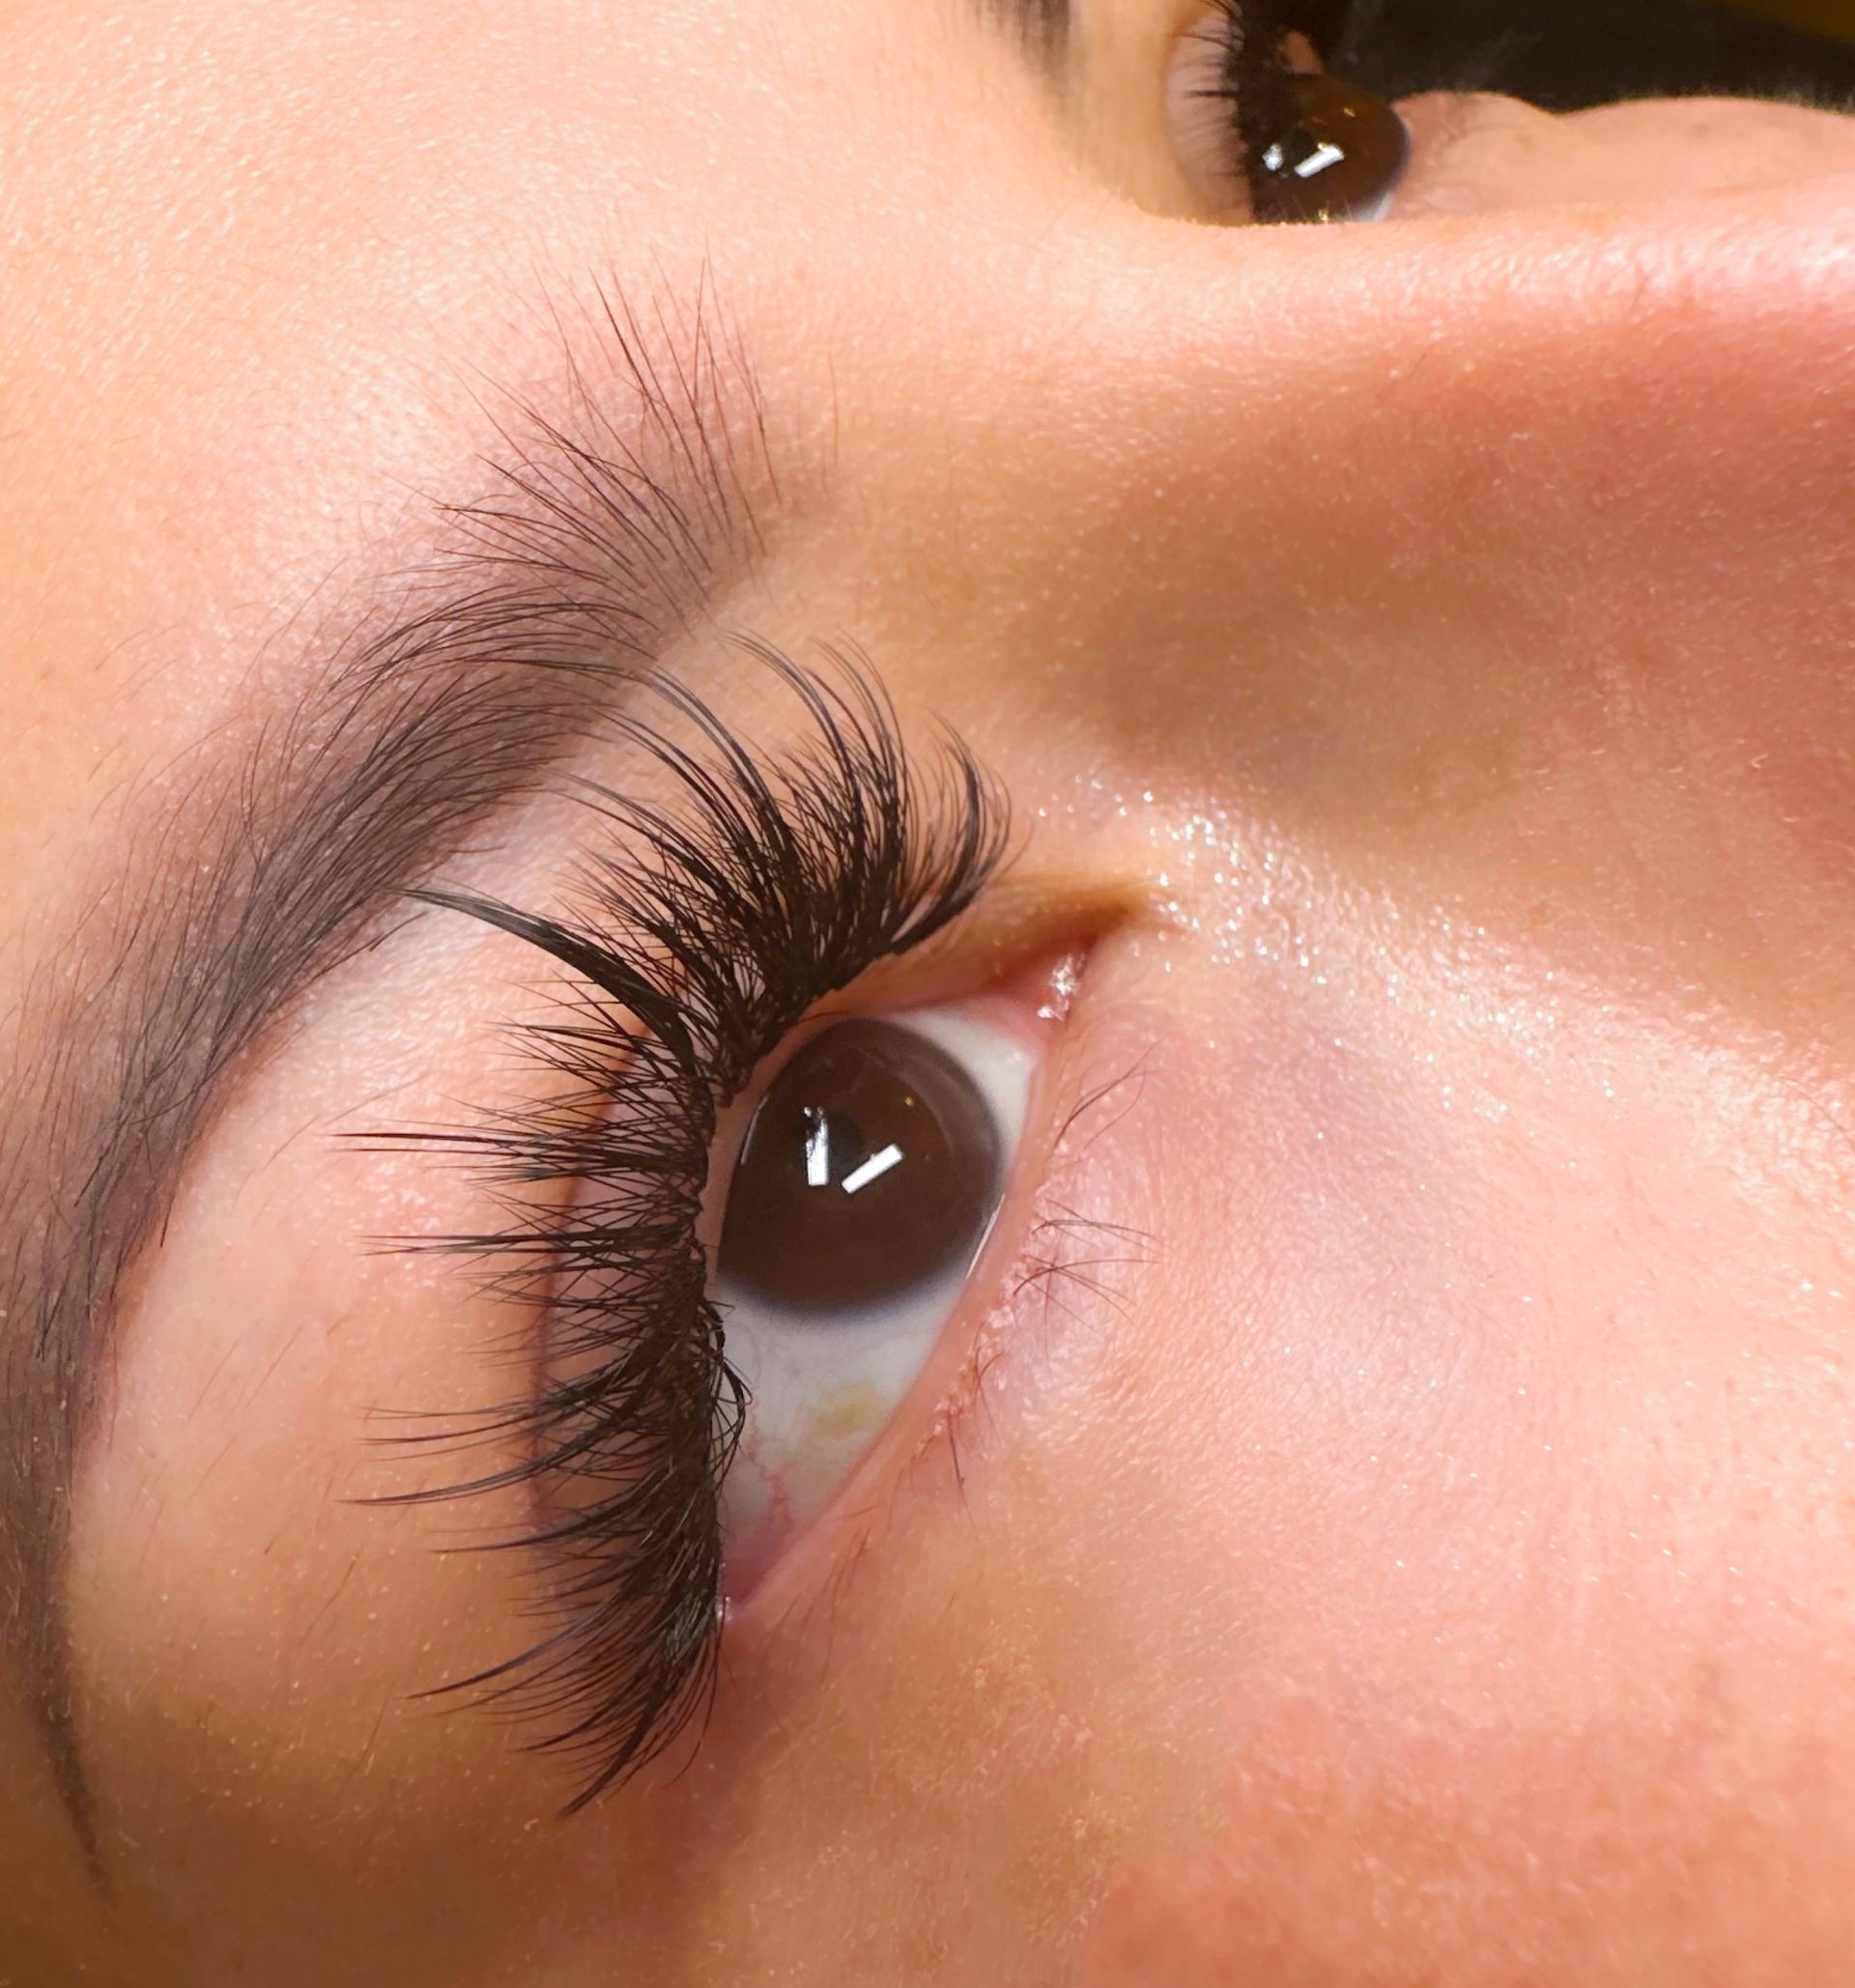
[
  {"xmin": 1054, "ymin": 0, "xmax": 1257, "ymax": 212},
  {"xmin": 369, "ymin": 650, "xmax": 1010, "ymax": 1811},
  {"xmin": 0, "ymin": 276, "xmax": 785, "ymax": 1845}
]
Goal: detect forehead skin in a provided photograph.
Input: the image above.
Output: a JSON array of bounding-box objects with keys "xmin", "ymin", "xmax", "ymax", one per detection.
[{"xmin": 4, "ymin": 1, "xmax": 1855, "ymax": 1983}]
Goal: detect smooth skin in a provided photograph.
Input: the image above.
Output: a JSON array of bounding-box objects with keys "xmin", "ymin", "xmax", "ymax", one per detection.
[{"xmin": 3, "ymin": 1, "xmax": 1855, "ymax": 1982}]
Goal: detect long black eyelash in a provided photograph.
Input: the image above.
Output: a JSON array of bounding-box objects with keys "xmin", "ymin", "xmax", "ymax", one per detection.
[
  {"xmin": 371, "ymin": 645, "xmax": 1008, "ymax": 1811},
  {"xmin": 1201, "ymin": 1, "xmax": 1363, "ymax": 214},
  {"xmin": 1212, "ymin": 0, "xmax": 1300, "ymax": 191}
]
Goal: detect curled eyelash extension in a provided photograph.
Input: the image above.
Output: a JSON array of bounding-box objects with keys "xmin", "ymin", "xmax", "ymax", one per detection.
[
  {"xmin": 374, "ymin": 644, "xmax": 1008, "ymax": 1811},
  {"xmin": 1204, "ymin": 0, "xmax": 1299, "ymax": 179}
]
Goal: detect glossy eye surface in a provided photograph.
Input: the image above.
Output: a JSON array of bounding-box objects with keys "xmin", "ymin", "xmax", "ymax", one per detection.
[
  {"xmin": 719, "ymin": 1018, "xmax": 1003, "ymax": 1311},
  {"xmin": 1165, "ymin": 6, "xmax": 1410, "ymax": 223},
  {"xmin": 1245, "ymin": 71, "xmax": 1411, "ymax": 223},
  {"xmin": 713, "ymin": 1005, "xmax": 1036, "ymax": 1583}
]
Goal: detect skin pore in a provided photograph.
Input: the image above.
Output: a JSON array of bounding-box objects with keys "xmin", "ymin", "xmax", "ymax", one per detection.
[{"xmin": 2, "ymin": 0, "xmax": 1854, "ymax": 1981}]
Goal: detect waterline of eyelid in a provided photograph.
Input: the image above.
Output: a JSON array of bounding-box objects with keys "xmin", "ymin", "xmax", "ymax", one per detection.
[
  {"xmin": 713, "ymin": 1003, "xmax": 1037, "ymax": 1589},
  {"xmin": 724, "ymin": 991, "xmax": 1154, "ymax": 1644}
]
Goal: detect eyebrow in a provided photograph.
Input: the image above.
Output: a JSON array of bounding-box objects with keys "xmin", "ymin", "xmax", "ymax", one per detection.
[
  {"xmin": 0, "ymin": 281, "xmax": 783, "ymax": 1838},
  {"xmin": 981, "ymin": 0, "xmax": 1070, "ymax": 58}
]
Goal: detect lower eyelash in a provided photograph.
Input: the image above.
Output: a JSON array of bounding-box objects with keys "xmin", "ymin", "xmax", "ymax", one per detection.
[{"xmin": 364, "ymin": 643, "xmax": 1008, "ymax": 1812}]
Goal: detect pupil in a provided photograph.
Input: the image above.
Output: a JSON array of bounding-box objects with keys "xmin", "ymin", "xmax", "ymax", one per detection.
[
  {"xmin": 717, "ymin": 1018, "xmax": 1002, "ymax": 1316},
  {"xmin": 1252, "ymin": 74, "xmax": 1411, "ymax": 223}
]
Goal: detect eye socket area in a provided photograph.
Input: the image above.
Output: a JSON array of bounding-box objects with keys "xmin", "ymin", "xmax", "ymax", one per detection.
[{"xmin": 704, "ymin": 993, "xmax": 1044, "ymax": 1595}]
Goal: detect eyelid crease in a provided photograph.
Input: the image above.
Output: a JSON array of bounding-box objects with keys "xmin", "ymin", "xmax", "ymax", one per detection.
[{"xmin": 836, "ymin": 869, "xmax": 1139, "ymax": 1011}]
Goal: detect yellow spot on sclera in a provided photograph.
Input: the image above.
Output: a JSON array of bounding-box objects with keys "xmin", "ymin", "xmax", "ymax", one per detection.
[{"xmin": 803, "ymin": 1377, "xmax": 885, "ymax": 1452}]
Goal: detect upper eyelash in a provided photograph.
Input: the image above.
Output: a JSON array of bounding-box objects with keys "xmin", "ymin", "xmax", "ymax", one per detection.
[
  {"xmin": 367, "ymin": 643, "xmax": 1008, "ymax": 1812},
  {"xmin": 1200, "ymin": 0, "xmax": 1301, "ymax": 186},
  {"xmin": 1197, "ymin": 1, "xmax": 1382, "ymax": 215}
]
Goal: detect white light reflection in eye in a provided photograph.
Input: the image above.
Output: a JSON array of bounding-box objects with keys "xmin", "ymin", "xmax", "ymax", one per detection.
[
  {"xmin": 839, "ymin": 1144, "xmax": 902, "ymax": 1196},
  {"xmin": 803, "ymin": 1107, "xmax": 830, "ymax": 1187},
  {"xmin": 713, "ymin": 1005, "xmax": 1035, "ymax": 1588}
]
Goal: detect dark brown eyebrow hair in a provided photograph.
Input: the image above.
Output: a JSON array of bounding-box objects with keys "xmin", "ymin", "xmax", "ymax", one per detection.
[
  {"xmin": 981, "ymin": 0, "xmax": 1070, "ymax": 58},
  {"xmin": 0, "ymin": 280, "xmax": 783, "ymax": 1845}
]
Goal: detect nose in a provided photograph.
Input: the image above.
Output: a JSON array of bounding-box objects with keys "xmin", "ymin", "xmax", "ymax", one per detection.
[
  {"xmin": 1394, "ymin": 88, "xmax": 1855, "ymax": 214},
  {"xmin": 827, "ymin": 155, "xmax": 1854, "ymax": 1026},
  {"xmin": 919, "ymin": 163, "xmax": 1855, "ymax": 788}
]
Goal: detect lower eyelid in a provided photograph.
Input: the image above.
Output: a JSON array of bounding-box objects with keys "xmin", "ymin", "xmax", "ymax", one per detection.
[
  {"xmin": 711, "ymin": 1000, "xmax": 1036, "ymax": 1590},
  {"xmin": 722, "ymin": 956, "xmax": 1129, "ymax": 1636}
]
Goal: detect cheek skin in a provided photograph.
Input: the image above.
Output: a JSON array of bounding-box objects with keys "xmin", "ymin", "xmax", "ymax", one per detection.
[
  {"xmin": 667, "ymin": 797, "xmax": 1855, "ymax": 1981},
  {"xmin": 527, "ymin": 786, "xmax": 1855, "ymax": 1988},
  {"xmin": 1081, "ymin": 1647, "xmax": 1851, "ymax": 1988},
  {"xmin": 1061, "ymin": 865, "xmax": 1855, "ymax": 1982}
]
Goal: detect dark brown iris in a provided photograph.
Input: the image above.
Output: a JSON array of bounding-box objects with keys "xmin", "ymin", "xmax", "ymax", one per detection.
[
  {"xmin": 717, "ymin": 1019, "xmax": 1001, "ymax": 1315},
  {"xmin": 1248, "ymin": 72, "xmax": 1410, "ymax": 224}
]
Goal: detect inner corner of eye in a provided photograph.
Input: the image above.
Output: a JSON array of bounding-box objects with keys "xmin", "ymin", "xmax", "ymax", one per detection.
[{"xmin": 700, "ymin": 960, "xmax": 1072, "ymax": 1591}]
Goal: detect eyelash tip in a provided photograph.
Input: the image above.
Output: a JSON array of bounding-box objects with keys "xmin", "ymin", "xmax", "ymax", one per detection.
[{"xmin": 363, "ymin": 643, "xmax": 1008, "ymax": 1809}]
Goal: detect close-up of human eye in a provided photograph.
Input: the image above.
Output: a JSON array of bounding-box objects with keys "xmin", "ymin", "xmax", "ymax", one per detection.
[
  {"xmin": 1165, "ymin": 1, "xmax": 1413, "ymax": 221},
  {"xmin": 369, "ymin": 659, "xmax": 1080, "ymax": 1807},
  {"xmin": 2, "ymin": 1, "xmax": 1853, "ymax": 1983},
  {"xmin": 710, "ymin": 999, "xmax": 1038, "ymax": 1576}
]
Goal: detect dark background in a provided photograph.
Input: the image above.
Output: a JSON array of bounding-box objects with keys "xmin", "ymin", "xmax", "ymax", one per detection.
[{"xmin": 1338, "ymin": 0, "xmax": 1855, "ymax": 108}]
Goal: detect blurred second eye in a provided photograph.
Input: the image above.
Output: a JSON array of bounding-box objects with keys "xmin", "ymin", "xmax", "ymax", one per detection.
[
  {"xmin": 711, "ymin": 1004, "xmax": 1037, "ymax": 1588},
  {"xmin": 1164, "ymin": 5, "xmax": 1410, "ymax": 224}
]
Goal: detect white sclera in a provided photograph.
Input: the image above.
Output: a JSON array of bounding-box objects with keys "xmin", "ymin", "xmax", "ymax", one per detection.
[{"xmin": 714, "ymin": 1004, "xmax": 1036, "ymax": 1580}]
